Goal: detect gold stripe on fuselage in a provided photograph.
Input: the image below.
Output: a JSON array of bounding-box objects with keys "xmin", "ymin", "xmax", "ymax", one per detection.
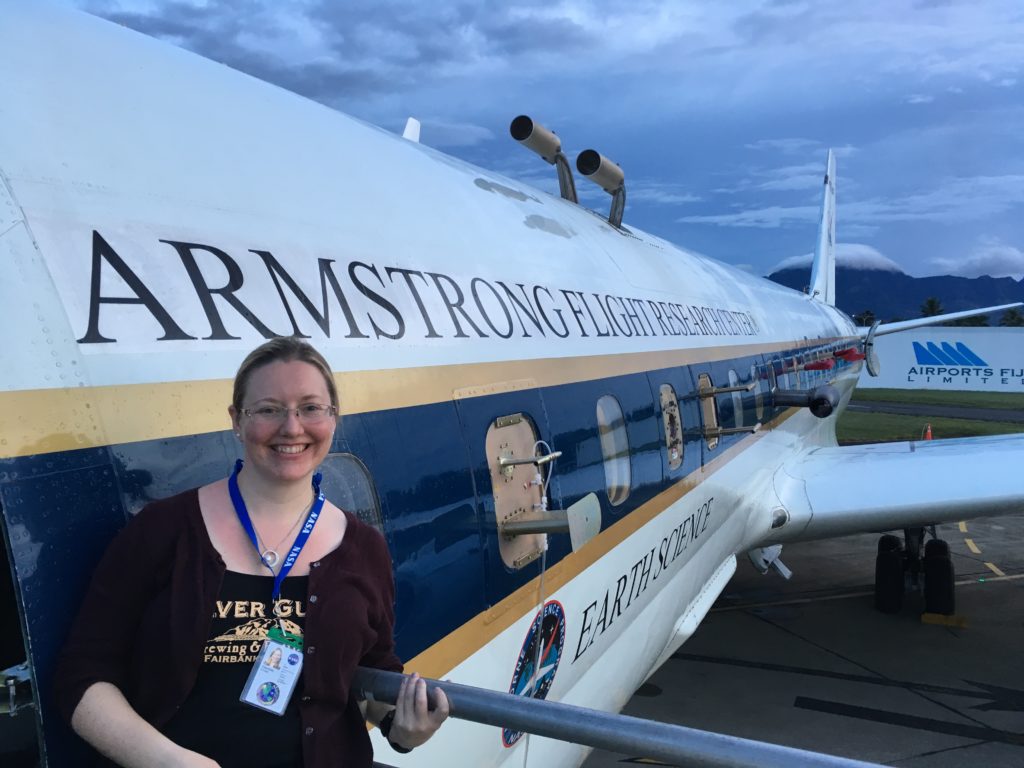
[{"xmin": 0, "ymin": 338, "xmax": 847, "ymax": 458}]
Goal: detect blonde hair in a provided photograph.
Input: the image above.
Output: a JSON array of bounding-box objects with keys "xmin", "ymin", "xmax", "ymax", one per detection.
[{"xmin": 232, "ymin": 338, "xmax": 338, "ymax": 411}]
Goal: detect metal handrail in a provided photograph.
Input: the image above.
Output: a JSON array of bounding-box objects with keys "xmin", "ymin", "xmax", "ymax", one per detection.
[{"xmin": 354, "ymin": 667, "xmax": 883, "ymax": 768}]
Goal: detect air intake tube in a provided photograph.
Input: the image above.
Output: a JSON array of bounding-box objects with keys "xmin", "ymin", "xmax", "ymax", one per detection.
[
  {"xmin": 509, "ymin": 115, "xmax": 578, "ymax": 203},
  {"xmin": 772, "ymin": 385, "xmax": 841, "ymax": 418},
  {"xmin": 576, "ymin": 150, "xmax": 624, "ymax": 193},
  {"xmin": 510, "ymin": 115, "xmax": 561, "ymax": 163},
  {"xmin": 576, "ymin": 150, "xmax": 626, "ymax": 228}
]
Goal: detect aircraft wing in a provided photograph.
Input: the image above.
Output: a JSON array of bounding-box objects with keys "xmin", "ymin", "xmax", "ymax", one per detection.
[
  {"xmin": 863, "ymin": 302, "xmax": 1023, "ymax": 337},
  {"xmin": 763, "ymin": 434, "xmax": 1024, "ymax": 543}
]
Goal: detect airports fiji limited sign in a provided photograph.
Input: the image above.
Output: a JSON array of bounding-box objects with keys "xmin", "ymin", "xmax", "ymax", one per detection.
[{"xmin": 860, "ymin": 327, "xmax": 1024, "ymax": 392}]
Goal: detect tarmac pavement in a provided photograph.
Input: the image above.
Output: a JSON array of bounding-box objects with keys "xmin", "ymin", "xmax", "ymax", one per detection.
[{"xmin": 582, "ymin": 514, "xmax": 1024, "ymax": 768}]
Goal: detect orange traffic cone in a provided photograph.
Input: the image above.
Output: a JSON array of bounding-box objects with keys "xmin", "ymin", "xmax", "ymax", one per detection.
[{"xmin": 923, "ymin": 423, "xmax": 933, "ymax": 440}]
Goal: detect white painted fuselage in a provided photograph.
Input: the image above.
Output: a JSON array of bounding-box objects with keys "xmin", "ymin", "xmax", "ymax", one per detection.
[{"xmin": 0, "ymin": 5, "xmax": 877, "ymax": 768}]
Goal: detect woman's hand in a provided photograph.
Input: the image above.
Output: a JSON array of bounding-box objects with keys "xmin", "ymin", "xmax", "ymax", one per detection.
[{"xmin": 387, "ymin": 673, "xmax": 450, "ymax": 750}]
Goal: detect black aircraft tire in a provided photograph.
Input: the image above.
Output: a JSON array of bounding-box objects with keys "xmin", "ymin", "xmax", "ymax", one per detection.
[
  {"xmin": 875, "ymin": 549, "xmax": 904, "ymax": 614},
  {"xmin": 878, "ymin": 534, "xmax": 902, "ymax": 554},
  {"xmin": 925, "ymin": 538, "xmax": 950, "ymax": 559},
  {"xmin": 924, "ymin": 547, "xmax": 956, "ymax": 615}
]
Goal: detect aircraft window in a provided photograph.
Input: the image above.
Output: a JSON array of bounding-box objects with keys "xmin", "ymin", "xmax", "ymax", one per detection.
[
  {"xmin": 697, "ymin": 373, "xmax": 719, "ymax": 450},
  {"xmin": 659, "ymin": 384, "xmax": 683, "ymax": 471},
  {"xmin": 752, "ymin": 364, "xmax": 765, "ymax": 421},
  {"xmin": 596, "ymin": 395, "xmax": 631, "ymax": 506},
  {"xmin": 316, "ymin": 452, "xmax": 383, "ymax": 533},
  {"xmin": 728, "ymin": 369, "xmax": 744, "ymax": 428},
  {"xmin": 485, "ymin": 412, "xmax": 546, "ymax": 570}
]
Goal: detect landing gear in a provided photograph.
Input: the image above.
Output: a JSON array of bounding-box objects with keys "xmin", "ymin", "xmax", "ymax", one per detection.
[
  {"xmin": 923, "ymin": 539, "xmax": 955, "ymax": 615},
  {"xmin": 873, "ymin": 527, "xmax": 955, "ymax": 616},
  {"xmin": 874, "ymin": 534, "xmax": 903, "ymax": 614}
]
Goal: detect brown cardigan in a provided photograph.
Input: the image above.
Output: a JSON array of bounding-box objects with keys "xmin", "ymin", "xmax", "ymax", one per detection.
[{"xmin": 55, "ymin": 489, "xmax": 403, "ymax": 767}]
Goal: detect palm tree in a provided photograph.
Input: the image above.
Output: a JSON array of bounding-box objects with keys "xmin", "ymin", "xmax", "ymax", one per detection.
[
  {"xmin": 853, "ymin": 309, "xmax": 876, "ymax": 326},
  {"xmin": 920, "ymin": 297, "xmax": 944, "ymax": 317},
  {"xmin": 999, "ymin": 308, "xmax": 1024, "ymax": 327}
]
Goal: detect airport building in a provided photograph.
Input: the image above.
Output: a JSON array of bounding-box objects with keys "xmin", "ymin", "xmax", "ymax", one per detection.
[{"xmin": 859, "ymin": 327, "xmax": 1024, "ymax": 392}]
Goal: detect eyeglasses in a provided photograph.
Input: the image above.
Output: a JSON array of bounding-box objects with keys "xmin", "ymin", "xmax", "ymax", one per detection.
[{"xmin": 240, "ymin": 404, "xmax": 338, "ymax": 424}]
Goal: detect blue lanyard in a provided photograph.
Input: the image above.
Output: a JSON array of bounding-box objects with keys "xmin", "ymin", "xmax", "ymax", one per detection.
[{"xmin": 228, "ymin": 459, "xmax": 325, "ymax": 603}]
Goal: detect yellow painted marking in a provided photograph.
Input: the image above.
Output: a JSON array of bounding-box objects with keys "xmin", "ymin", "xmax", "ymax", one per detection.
[
  {"xmin": 0, "ymin": 337, "xmax": 841, "ymax": 458},
  {"xmin": 958, "ymin": 521, "xmax": 968, "ymax": 533},
  {"xmin": 402, "ymin": 411, "xmax": 800, "ymax": 677},
  {"xmin": 965, "ymin": 538, "xmax": 981, "ymax": 554},
  {"xmin": 921, "ymin": 613, "xmax": 968, "ymax": 628},
  {"xmin": 986, "ymin": 562, "xmax": 1006, "ymax": 577}
]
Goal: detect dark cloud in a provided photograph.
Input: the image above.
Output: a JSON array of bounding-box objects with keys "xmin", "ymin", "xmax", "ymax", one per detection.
[
  {"xmin": 70, "ymin": 1, "xmax": 1024, "ymax": 278},
  {"xmin": 84, "ymin": 1, "xmax": 395, "ymax": 101},
  {"xmin": 476, "ymin": 16, "xmax": 591, "ymax": 57},
  {"xmin": 82, "ymin": 1, "xmax": 593, "ymax": 107},
  {"xmin": 307, "ymin": 1, "xmax": 475, "ymax": 69},
  {"xmin": 86, "ymin": 0, "xmax": 256, "ymax": 53},
  {"xmin": 307, "ymin": 1, "xmax": 592, "ymax": 70}
]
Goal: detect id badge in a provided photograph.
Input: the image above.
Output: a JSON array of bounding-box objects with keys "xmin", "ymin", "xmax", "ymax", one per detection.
[{"xmin": 240, "ymin": 639, "xmax": 304, "ymax": 716}]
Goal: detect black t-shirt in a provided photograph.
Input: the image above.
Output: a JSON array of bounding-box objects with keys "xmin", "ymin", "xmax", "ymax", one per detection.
[{"xmin": 161, "ymin": 571, "xmax": 309, "ymax": 768}]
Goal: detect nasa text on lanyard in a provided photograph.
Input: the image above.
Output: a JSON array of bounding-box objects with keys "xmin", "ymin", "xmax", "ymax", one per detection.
[
  {"xmin": 228, "ymin": 458, "xmax": 325, "ymax": 613},
  {"xmin": 230, "ymin": 460, "xmax": 324, "ymax": 715}
]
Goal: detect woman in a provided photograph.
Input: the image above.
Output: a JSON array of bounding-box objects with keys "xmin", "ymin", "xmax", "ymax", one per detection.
[
  {"xmin": 264, "ymin": 648, "xmax": 283, "ymax": 670},
  {"xmin": 56, "ymin": 338, "xmax": 448, "ymax": 767}
]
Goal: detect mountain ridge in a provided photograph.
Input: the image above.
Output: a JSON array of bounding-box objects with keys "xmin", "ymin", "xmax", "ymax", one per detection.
[{"xmin": 766, "ymin": 266, "xmax": 1024, "ymax": 321}]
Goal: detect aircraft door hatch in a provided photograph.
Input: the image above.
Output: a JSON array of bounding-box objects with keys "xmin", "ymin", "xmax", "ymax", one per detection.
[
  {"xmin": 658, "ymin": 384, "xmax": 683, "ymax": 471},
  {"xmin": 486, "ymin": 413, "xmax": 548, "ymax": 570}
]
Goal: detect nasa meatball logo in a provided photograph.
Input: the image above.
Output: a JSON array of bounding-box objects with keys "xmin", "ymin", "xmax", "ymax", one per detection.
[{"xmin": 502, "ymin": 600, "xmax": 566, "ymax": 748}]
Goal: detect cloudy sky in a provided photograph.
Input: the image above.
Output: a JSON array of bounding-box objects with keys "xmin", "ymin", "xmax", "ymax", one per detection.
[{"xmin": 71, "ymin": 0, "xmax": 1024, "ymax": 279}]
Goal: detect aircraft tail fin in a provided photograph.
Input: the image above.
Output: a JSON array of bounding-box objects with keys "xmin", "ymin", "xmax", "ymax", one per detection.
[{"xmin": 808, "ymin": 149, "xmax": 836, "ymax": 305}]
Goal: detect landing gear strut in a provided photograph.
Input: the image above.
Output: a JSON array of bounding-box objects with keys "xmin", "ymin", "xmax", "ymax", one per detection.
[{"xmin": 873, "ymin": 527, "xmax": 955, "ymax": 615}]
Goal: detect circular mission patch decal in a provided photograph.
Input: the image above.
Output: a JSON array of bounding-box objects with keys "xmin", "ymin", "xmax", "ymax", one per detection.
[
  {"xmin": 257, "ymin": 682, "xmax": 280, "ymax": 705},
  {"xmin": 502, "ymin": 600, "xmax": 566, "ymax": 747}
]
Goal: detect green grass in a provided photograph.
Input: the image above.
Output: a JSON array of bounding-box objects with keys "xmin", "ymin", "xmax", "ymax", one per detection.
[
  {"xmin": 852, "ymin": 387, "xmax": 1024, "ymax": 410},
  {"xmin": 837, "ymin": 411, "xmax": 1024, "ymax": 444}
]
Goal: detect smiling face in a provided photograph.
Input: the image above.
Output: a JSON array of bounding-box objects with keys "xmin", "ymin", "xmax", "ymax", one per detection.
[{"xmin": 230, "ymin": 360, "xmax": 336, "ymax": 487}]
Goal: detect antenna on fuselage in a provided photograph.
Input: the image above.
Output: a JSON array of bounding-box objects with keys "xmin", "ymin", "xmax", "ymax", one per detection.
[
  {"xmin": 401, "ymin": 117, "xmax": 421, "ymax": 143},
  {"xmin": 576, "ymin": 149, "xmax": 626, "ymax": 229},
  {"xmin": 509, "ymin": 115, "xmax": 578, "ymax": 203}
]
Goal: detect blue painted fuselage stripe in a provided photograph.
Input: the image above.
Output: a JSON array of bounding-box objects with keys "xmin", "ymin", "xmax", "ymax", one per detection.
[{"xmin": 0, "ymin": 337, "xmax": 859, "ymax": 762}]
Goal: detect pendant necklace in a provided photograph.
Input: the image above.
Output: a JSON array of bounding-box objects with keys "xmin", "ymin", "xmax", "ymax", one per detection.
[{"xmin": 253, "ymin": 496, "xmax": 313, "ymax": 569}]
